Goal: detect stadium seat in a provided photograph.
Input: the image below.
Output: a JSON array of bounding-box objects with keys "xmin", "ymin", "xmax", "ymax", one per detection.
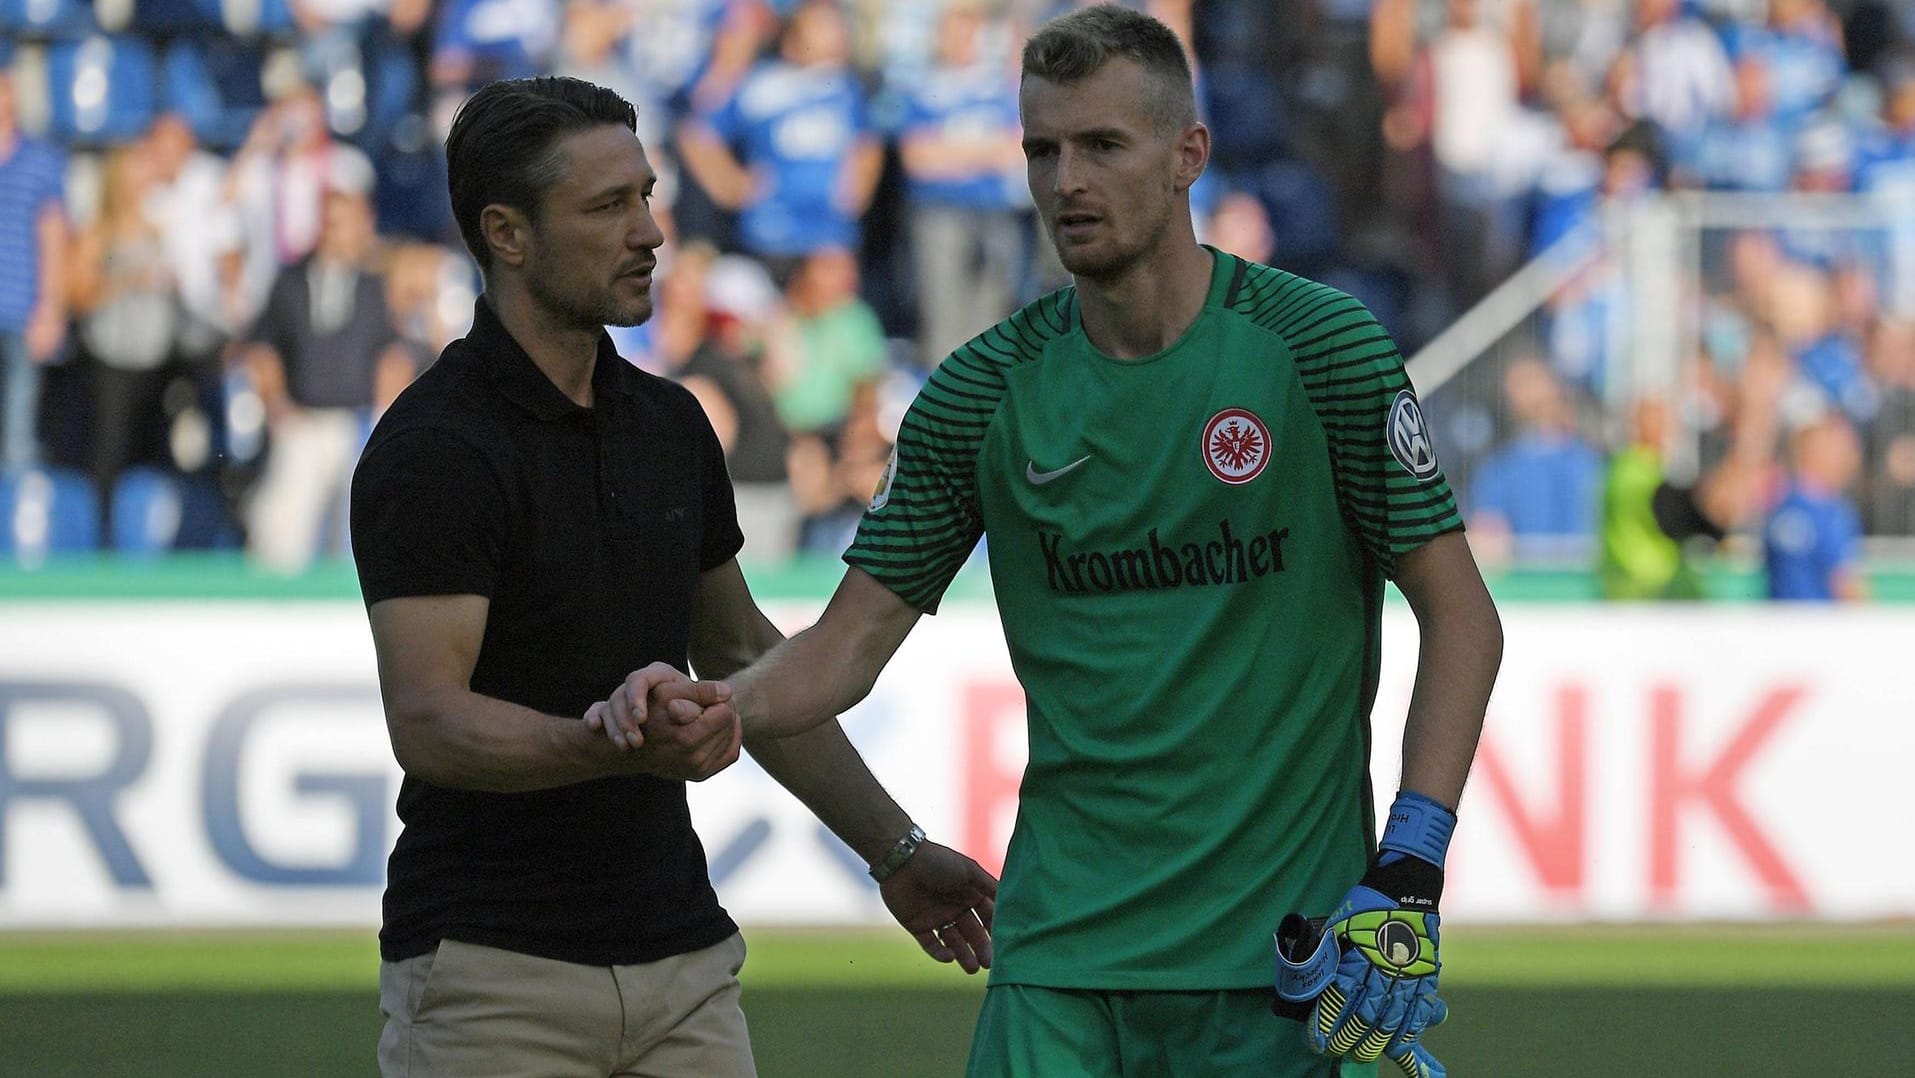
[
  {"xmin": 0, "ymin": 467, "xmax": 102, "ymax": 564},
  {"xmin": 173, "ymin": 472, "xmax": 241, "ymax": 550},
  {"xmin": 45, "ymin": 34, "xmax": 158, "ymax": 145},
  {"xmin": 0, "ymin": 0, "xmax": 94, "ymax": 40},
  {"xmin": 109, "ymin": 466, "xmax": 184, "ymax": 559},
  {"xmin": 159, "ymin": 38, "xmax": 270, "ymax": 152},
  {"xmin": 130, "ymin": 0, "xmax": 226, "ymax": 36}
]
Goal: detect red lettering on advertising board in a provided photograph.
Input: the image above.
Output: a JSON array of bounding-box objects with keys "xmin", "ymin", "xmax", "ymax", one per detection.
[
  {"xmin": 1475, "ymin": 685, "xmax": 1587, "ymax": 895},
  {"xmin": 962, "ymin": 682, "xmax": 1025, "ymax": 878},
  {"xmin": 1648, "ymin": 684, "xmax": 1812, "ymax": 913}
]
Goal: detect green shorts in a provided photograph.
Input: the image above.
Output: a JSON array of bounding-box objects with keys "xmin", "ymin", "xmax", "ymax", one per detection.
[{"xmin": 965, "ymin": 983, "xmax": 1380, "ymax": 1078}]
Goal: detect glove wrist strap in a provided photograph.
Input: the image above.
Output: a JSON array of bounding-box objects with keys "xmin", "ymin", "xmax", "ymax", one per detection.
[
  {"xmin": 1273, "ymin": 913, "xmax": 1338, "ymax": 1008},
  {"xmin": 1379, "ymin": 790, "xmax": 1456, "ymax": 869}
]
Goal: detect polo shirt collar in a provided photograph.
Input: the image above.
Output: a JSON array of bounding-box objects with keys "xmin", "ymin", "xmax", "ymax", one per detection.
[{"xmin": 468, "ymin": 296, "xmax": 637, "ymax": 421}]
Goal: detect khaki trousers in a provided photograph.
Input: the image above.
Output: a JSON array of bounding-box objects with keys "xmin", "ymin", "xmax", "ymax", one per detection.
[
  {"xmin": 377, "ymin": 933, "xmax": 756, "ymax": 1078},
  {"xmin": 246, "ymin": 407, "xmax": 362, "ymax": 573}
]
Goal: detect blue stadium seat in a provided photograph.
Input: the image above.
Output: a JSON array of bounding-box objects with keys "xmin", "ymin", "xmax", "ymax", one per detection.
[
  {"xmin": 45, "ymin": 34, "xmax": 159, "ymax": 145},
  {"xmin": 130, "ymin": 0, "xmax": 227, "ymax": 35},
  {"xmin": 0, "ymin": 0, "xmax": 94, "ymax": 40},
  {"xmin": 160, "ymin": 38, "xmax": 269, "ymax": 151},
  {"xmin": 173, "ymin": 473, "xmax": 240, "ymax": 550},
  {"xmin": 110, "ymin": 466, "xmax": 184, "ymax": 559},
  {"xmin": 0, "ymin": 467, "xmax": 102, "ymax": 563}
]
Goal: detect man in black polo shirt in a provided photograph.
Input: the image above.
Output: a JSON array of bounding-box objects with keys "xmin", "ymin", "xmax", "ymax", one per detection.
[{"xmin": 349, "ymin": 76, "xmax": 996, "ymax": 1078}]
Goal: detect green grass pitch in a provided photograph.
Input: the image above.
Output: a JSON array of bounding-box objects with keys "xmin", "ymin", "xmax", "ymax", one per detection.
[{"xmin": 0, "ymin": 924, "xmax": 1909, "ymax": 1076}]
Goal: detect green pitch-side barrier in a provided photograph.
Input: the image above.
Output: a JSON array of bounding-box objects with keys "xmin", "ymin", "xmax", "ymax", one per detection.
[{"xmin": 4, "ymin": 551, "xmax": 1915, "ymax": 602}]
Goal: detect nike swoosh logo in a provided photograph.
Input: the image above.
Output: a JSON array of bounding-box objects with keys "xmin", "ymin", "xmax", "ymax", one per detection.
[{"xmin": 1026, "ymin": 455, "xmax": 1091, "ymax": 485}]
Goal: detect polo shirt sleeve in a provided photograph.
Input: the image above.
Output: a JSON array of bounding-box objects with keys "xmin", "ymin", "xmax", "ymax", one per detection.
[
  {"xmin": 350, "ymin": 427, "xmax": 507, "ymax": 604},
  {"xmin": 694, "ymin": 404, "xmax": 745, "ymax": 571}
]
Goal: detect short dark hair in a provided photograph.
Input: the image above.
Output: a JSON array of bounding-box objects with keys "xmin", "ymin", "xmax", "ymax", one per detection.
[
  {"xmin": 445, "ymin": 77, "xmax": 638, "ymax": 272},
  {"xmin": 1021, "ymin": 3, "xmax": 1196, "ymax": 133}
]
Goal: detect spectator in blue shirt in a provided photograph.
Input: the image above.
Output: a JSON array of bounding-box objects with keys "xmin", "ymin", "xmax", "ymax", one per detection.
[
  {"xmin": 1528, "ymin": 83, "xmax": 1622, "ymax": 257},
  {"xmin": 431, "ymin": 0, "xmax": 562, "ymax": 93},
  {"xmin": 1690, "ymin": 52, "xmax": 1797, "ymax": 191},
  {"xmin": 556, "ymin": 0, "xmax": 745, "ymax": 148},
  {"xmin": 678, "ymin": 0, "xmax": 883, "ymax": 264},
  {"xmin": 1765, "ymin": 412, "xmax": 1867, "ymax": 600},
  {"xmin": 1724, "ymin": 0, "xmax": 1845, "ymax": 126},
  {"xmin": 1468, "ymin": 355, "xmax": 1604, "ymax": 562},
  {"xmin": 0, "ymin": 62, "xmax": 70, "ymax": 471},
  {"xmin": 894, "ymin": 1, "xmax": 1027, "ymax": 367},
  {"xmin": 1615, "ymin": 0, "xmax": 1736, "ymax": 176}
]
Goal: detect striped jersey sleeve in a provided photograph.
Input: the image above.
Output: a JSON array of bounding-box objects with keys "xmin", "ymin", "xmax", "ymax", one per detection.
[
  {"xmin": 844, "ymin": 289, "xmax": 1075, "ymax": 612},
  {"xmin": 1232, "ymin": 263, "xmax": 1462, "ymax": 577}
]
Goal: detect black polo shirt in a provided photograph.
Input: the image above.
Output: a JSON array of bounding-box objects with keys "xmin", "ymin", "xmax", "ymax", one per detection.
[{"xmin": 350, "ymin": 296, "xmax": 744, "ymax": 966}]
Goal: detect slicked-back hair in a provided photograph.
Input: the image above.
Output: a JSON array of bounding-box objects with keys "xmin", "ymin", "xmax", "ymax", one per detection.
[
  {"xmin": 446, "ymin": 76, "xmax": 638, "ymax": 272},
  {"xmin": 1021, "ymin": 3, "xmax": 1196, "ymax": 134}
]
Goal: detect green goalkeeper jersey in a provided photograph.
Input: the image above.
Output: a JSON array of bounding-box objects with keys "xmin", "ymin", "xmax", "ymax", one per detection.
[{"xmin": 846, "ymin": 248, "xmax": 1462, "ymax": 989}]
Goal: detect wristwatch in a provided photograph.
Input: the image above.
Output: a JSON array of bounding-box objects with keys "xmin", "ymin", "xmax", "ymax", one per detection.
[{"xmin": 867, "ymin": 823, "xmax": 927, "ymax": 883}]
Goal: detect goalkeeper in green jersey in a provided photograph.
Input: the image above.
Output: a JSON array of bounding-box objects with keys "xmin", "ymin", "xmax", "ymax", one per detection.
[{"xmin": 591, "ymin": 4, "xmax": 1502, "ymax": 1075}]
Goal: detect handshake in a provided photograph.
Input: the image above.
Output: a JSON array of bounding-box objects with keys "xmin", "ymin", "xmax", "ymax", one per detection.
[
  {"xmin": 582, "ymin": 662, "xmax": 744, "ymax": 782},
  {"xmin": 578, "ymin": 664, "xmax": 1000, "ymax": 975}
]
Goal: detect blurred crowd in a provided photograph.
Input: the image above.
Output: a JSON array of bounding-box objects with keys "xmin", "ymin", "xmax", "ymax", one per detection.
[
  {"xmin": 1395, "ymin": 0, "xmax": 1915, "ymax": 599},
  {"xmin": 0, "ymin": 0, "xmax": 1911, "ymax": 600}
]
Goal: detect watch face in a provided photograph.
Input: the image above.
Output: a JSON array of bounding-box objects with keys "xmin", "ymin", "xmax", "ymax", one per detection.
[{"xmin": 870, "ymin": 824, "xmax": 926, "ymax": 881}]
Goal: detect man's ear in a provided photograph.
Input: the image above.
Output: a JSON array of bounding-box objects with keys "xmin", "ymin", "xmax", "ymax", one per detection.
[
  {"xmin": 1174, "ymin": 121, "xmax": 1211, "ymax": 194},
  {"xmin": 480, "ymin": 203, "xmax": 531, "ymax": 269}
]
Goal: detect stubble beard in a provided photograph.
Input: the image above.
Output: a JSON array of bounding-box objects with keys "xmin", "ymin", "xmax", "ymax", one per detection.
[
  {"xmin": 526, "ymin": 260, "xmax": 652, "ymax": 331},
  {"xmin": 1049, "ymin": 200, "xmax": 1171, "ymax": 287}
]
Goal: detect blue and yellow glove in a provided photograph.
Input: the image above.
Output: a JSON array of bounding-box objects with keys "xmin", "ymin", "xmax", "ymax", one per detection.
[{"xmin": 1275, "ymin": 791, "xmax": 1455, "ymax": 1077}]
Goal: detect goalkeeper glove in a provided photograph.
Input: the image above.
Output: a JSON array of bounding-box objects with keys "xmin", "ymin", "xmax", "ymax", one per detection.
[
  {"xmin": 1274, "ymin": 910, "xmax": 1446, "ymax": 1078},
  {"xmin": 1286, "ymin": 790, "xmax": 1456, "ymax": 1075}
]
